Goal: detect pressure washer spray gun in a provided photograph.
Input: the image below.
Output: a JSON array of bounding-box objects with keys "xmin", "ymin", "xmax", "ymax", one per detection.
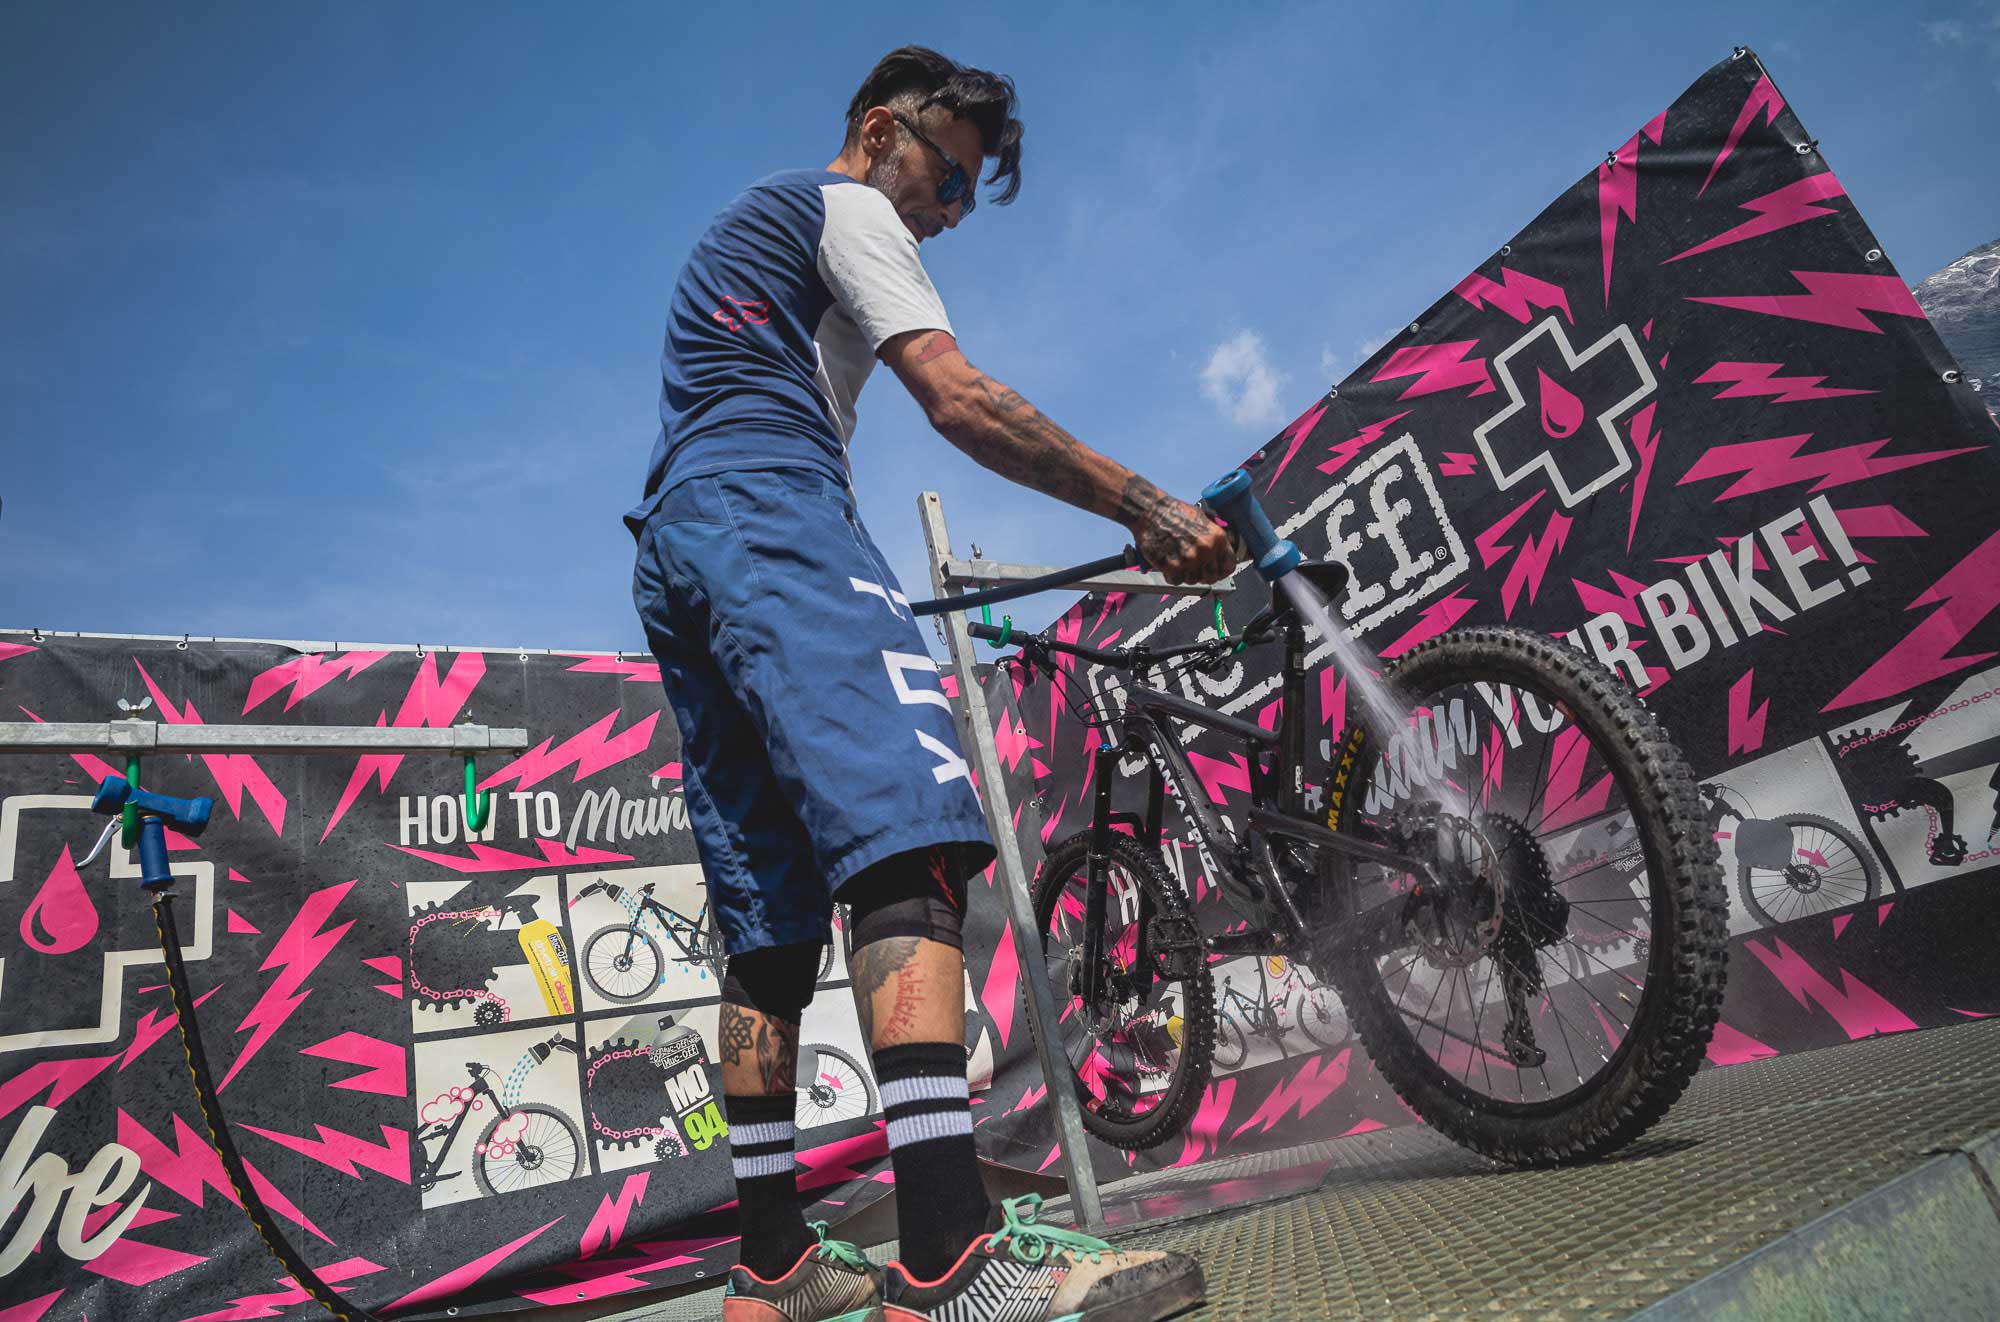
[
  {"xmin": 80, "ymin": 776, "xmax": 213, "ymax": 887},
  {"xmin": 1199, "ymin": 468, "xmax": 1301, "ymax": 583}
]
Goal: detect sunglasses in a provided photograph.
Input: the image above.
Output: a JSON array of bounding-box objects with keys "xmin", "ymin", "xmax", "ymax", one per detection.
[{"xmin": 892, "ymin": 111, "xmax": 977, "ymax": 218}]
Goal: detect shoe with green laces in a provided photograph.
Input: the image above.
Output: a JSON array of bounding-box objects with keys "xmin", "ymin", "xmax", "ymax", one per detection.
[
  {"xmin": 881, "ymin": 1194, "xmax": 1204, "ymax": 1321},
  {"xmin": 722, "ymin": 1221, "xmax": 882, "ymax": 1321}
]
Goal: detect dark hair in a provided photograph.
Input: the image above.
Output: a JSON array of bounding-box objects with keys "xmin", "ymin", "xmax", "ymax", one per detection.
[{"xmin": 844, "ymin": 45, "xmax": 1023, "ymax": 205}]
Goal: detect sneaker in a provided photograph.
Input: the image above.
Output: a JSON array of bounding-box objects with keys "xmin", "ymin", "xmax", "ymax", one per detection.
[
  {"xmin": 722, "ymin": 1221, "xmax": 882, "ymax": 1321},
  {"xmin": 882, "ymin": 1194, "xmax": 1204, "ymax": 1321}
]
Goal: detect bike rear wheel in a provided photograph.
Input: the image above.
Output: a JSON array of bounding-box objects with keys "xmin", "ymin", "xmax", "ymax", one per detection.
[
  {"xmin": 1031, "ymin": 833, "xmax": 1214, "ymax": 1150},
  {"xmin": 1319, "ymin": 626, "xmax": 1727, "ymax": 1166},
  {"xmin": 1737, "ymin": 812, "xmax": 1880, "ymax": 927},
  {"xmin": 796, "ymin": 1044, "xmax": 877, "ymax": 1128}
]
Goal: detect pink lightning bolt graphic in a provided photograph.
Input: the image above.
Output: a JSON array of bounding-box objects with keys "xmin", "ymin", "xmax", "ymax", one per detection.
[
  {"xmin": 1700, "ymin": 72, "xmax": 1784, "ymax": 197},
  {"xmin": 322, "ymin": 652, "xmax": 486, "ymax": 841},
  {"xmin": 1453, "ymin": 266, "xmax": 1572, "ymax": 325},
  {"xmin": 1687, "ymin": 270, "xmax": 1927, "ymax": 334},
  {"xmin": 1676, "ymin": 432, "xmax": 1979, "ymax": 501},
  {"xmin": 1264, "ymin": 400, "xmax": 1329, "ymax": 491},
  {"xmin": 1667, "ymin": 173, "xmax": 1846, "ymax": 264},
  {"xmin": 1371, "ymin": 344, "xmax": 1492, "ymax": 402},
  {"xmin": 134, "ymin": 662, "xmax": 288, "ymax": 836},
  {"xmin": 1598, "ymin": 111, "xmax": 1666, "ymax": 306},
  {"xmin": 1694, "ymin": 360, "xmax": 1874, "ymax": 404},
  {"xmin": 1316, "ymin": 410, "xmax": 1413, "ymax": 478},
  {"xmin": 1824, "ymin": 528, "xmax": 2000, "ymax": 712}
]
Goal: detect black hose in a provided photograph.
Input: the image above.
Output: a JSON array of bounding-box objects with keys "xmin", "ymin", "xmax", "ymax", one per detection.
[
  {"xmin": 907, "ymin": 550, "xmax": 1137, "ymax": 617},
  {"xmin": 151, "ymin": 888, "xmax": 384, "ymax": 1322}
]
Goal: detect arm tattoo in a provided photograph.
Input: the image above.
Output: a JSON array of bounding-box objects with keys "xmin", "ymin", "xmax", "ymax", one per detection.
[
  {"xmin": 970, "ymin": 374, "xmax": 1029, "ymax": 414},
  {"xmin": 913, "ymin": 331, "xmax": 961, "ymax": 365}
]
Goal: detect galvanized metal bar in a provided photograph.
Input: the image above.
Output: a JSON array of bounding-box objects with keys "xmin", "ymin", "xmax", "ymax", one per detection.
[
  {"xmin": 918, "ymin": 490, "xmax": 1105, "ymax": 1229},
  {"xmin": 0, "ymin": 721, "xmax": 533, "ymax": 756},
  {"xmin": 938, "ymin": 557, "xmax": 1233, "ymax": 599}
]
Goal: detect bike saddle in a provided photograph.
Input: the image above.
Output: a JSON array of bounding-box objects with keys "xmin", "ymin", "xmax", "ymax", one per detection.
[{"xmin": 1292, "ymin": 559, "xmax": 1350, "ymax": 601}]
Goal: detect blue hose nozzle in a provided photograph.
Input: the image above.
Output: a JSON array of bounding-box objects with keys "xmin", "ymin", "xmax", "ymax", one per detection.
[{"xmin": 1200, "ymin": 469, "xmax": 1300, "ymax": 582}]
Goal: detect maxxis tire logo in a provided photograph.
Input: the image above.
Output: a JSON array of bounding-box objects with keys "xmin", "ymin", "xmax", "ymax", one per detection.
[{"xmin": 1472, "ymin": 317, "xmax": 1657, "ymax": 508}]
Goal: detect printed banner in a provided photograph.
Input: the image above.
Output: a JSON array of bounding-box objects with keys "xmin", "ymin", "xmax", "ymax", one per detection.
[
  {"xmin": 962, "ymin": 47, "xmax": 2000, "ymax": 1172},
  {"xmin": 0, "ymin": 639, "xmax": 912, "ymax": 1318},
  {"xmin": 5, "ymin": 44, "xmax": 2000, "ymax": 1322}
]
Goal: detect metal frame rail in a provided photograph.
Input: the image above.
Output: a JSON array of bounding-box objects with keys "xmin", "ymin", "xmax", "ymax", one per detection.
[
  {"xmin": 0, "ymin": 721, "xmax": 531, "ymax": 756},
  {"xmin": 915, "ymin": 490, "xmax": 1230, "ymax": 1229}
]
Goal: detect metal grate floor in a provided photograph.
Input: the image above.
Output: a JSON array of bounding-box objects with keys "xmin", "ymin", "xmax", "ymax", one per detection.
[
  {"xmin": 569, "ymin": 1019, "xmax": 2000, "ymax": 1320},
  {"xmin": 1115, "ymin": 1018, "xmax": 2000, "ymax": 1320}
]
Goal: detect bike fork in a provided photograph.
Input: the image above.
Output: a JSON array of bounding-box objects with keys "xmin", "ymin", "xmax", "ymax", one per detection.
[{"xmin": 1082, "ymin": 742, "xmax": 1119, "ymax": 1009}]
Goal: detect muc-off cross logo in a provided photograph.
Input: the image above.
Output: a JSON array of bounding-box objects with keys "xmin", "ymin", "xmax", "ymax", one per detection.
[
  {"xmin": 0, "ymin": 796, "xmax": 215, "ymax": 1056},
  {"xmin": 1473, "ymin": 317, "xmax": 1656, "ymax": 507}
]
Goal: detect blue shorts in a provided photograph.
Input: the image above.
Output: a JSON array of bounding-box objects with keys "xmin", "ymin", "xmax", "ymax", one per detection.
[{"xmin": 630, "ymin": 467, "xmax": 995, "ymax": 957}]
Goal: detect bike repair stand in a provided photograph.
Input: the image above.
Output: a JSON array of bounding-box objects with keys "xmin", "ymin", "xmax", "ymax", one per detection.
[{"xmin": 916, "ymin": 491, "xmax": 1231, "ymax": 1229}]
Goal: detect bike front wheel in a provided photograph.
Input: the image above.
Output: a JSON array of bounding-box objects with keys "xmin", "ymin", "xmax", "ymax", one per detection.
[
  {"xmin": 1319, "ymin": 625, "xmax": 1728, "ymax": 1167},
  {"xmin": 582, "ymin": 925, "xmax": 664, "ymax": 1003},
  {"xmin": 473, "ymin": 1103, "xmax": 583, "ymax": 1197},
  {"xmin": 1737, "ymin": 812, "xmax": 1880, "ymax": 927},
  {"xmin": 1031, "ymin": 833, "xmax": 1214, "ymax": 1151}
]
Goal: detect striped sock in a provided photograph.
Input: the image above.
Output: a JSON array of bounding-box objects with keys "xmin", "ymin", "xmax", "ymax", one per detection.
[
  {"xmin": 874, "ymin": 1042, "xmax": 992, "ymax": 1280},
  {"xmin": 724, "ymin": 1093, "xmax": 813, "ymax": 1279}
]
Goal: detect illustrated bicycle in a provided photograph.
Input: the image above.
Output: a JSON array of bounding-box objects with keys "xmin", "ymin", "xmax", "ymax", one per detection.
[
  {"xmin": 416, "ymin": 1033, "xmax": 585, "ymax": 1198},
  {"xmin": 1213, "ymin": 955, "xmax": 1350, "ymax": 1069},
  {"xmin": 796, "ymin": 1043, "xmax": 878, "ymax": 1129},
  {"xmin": 982, "ymin": 469, "xmax": 1728, "ymax": 1163},
  {"xmin": 1700, "ymin": 782, "xmax": 1882, "ymax": 928},
  {"xmin": 575, "ymin": 878, "xmax": 834, "ymax": 1002}
]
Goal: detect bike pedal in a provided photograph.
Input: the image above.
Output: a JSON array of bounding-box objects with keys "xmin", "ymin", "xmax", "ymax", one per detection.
[{"xmin": 1146, "ymin": 915, "xmax": 1203, "ymax": 979}]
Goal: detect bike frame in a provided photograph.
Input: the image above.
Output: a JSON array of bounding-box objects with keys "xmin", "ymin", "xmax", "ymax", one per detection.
[
  {"xmin": 418, "ymin": 1067, "xmax": 508, "ymax": 1186},
  {"xmin": 636, "ymin": 894, "xmax": 709, "ymax": 962},
  {"xmin": 1074, "ymin": 593, "xmax": 1439, "ymax": 1009}
]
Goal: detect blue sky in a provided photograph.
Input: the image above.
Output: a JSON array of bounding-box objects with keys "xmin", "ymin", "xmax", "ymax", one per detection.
[{"xmin": 3, "ymin": 1, "xmax": 1995, "ymax": 654}]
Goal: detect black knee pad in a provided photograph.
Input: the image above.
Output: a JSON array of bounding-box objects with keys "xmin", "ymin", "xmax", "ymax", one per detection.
[
  {"xmin": 719, "ymin": 943, "xmax": 822, "ymax": 1021},
  {"xmin": 841, "ymin": 846, "xmax": 968, "ymax": 953}
]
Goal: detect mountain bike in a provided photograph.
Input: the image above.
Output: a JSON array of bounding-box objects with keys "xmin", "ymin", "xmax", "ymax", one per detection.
[
  {"xmin": 1213, "ymin": 955, "xmax": 1350, "ymax": 1069},
  {"xmin": 1700, "ymin": 782, "xmax": 1881, "ymax": 928},
  {"xmin": 416, "ymin": 1033, "xmax": 585, "ymax": 1198},
  {"xmin": 980, "ymin": 470, "xmax": 1728, "ymax": 1164},
  {"xmin": 574, "ymin": 879, "xmax": 832, "ymax": 1001}
]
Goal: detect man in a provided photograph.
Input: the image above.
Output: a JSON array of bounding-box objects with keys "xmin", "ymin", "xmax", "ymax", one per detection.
[{"xmin": 627, "ymin": 46, "xmax": 1228, "ymax": 1322}]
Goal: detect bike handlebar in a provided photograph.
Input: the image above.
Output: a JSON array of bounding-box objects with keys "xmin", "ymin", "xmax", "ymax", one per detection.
[{"xmin": 968, "ymin": 618, "xmax": 1274, "ymax": 672}]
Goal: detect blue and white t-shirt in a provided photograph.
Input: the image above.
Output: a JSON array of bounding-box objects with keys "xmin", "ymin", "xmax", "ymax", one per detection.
[{"xmin": 630, "ymin": 169, "xmax": 953, "ymax": 524}]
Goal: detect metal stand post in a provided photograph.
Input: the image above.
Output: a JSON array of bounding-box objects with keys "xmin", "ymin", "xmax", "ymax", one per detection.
[{"xmin": 917, "ymin": 491, "xmax": 1228, "ymax": 1230}]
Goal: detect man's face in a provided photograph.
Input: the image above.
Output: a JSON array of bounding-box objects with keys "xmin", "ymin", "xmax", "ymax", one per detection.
[{"xmin": 865, "ymin": 107, "xmax": 985, "ymax": 244}]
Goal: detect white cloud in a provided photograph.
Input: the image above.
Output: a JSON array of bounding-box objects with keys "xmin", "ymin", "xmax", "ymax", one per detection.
[
  {"xmin": 1923, "ymin": 18, "xmax": 1969, "ymax": 45},
  {"xmin": 1319, "ymin": 343, "xmax": 1342, "ymax": 379},
  {"xmin": 1200, "ymin": 329, "xmax": 1287, "ymax": 426}
]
